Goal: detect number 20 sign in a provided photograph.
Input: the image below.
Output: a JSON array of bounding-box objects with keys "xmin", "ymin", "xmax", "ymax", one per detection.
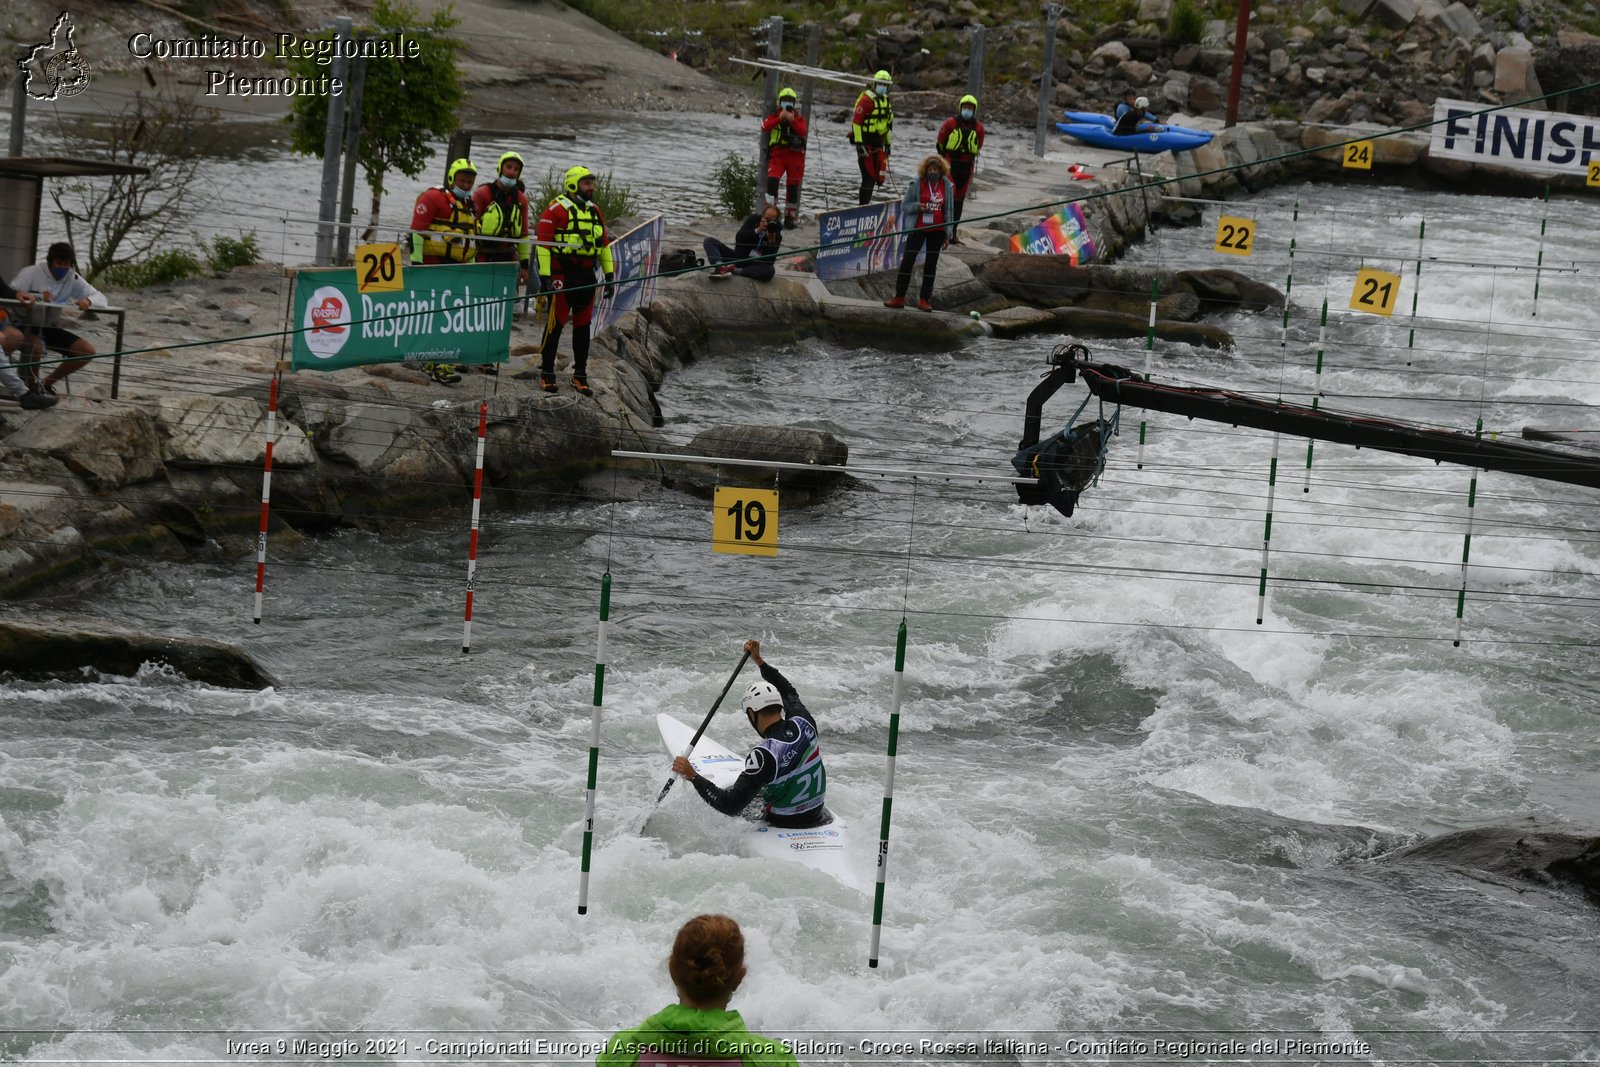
[
  {"xmin": 713, "ymin": 487, "xmax": 779, "ymax": 556},
  {"xmin": 355, "ymin": 243, "xmax": 404, "ymax": 294}
]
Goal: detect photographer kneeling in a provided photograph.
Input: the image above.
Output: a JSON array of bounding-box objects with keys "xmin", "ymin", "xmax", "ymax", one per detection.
[{"xmin": 703, "ymin": 205, "xmax": 783, "ymax": 282}]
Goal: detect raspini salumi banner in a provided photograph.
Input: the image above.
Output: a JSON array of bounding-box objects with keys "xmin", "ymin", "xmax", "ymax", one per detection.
[{"xmin": 290, "ymin": 262, "xmax": 517, "ymax": 372}]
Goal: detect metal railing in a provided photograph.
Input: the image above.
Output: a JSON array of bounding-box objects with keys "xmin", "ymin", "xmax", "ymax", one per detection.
[{"xmin": 0, "ymin": 297, "xmax": 130, "ymax": 400}]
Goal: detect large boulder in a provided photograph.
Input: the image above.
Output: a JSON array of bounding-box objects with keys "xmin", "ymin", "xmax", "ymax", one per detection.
[
  {"xmin": 662, "ymin": 425, "xmax": 851, "ymax": 502},
  {"xmin": 1374, "ymin": 819, "xmax": 1600, "ymax": 905},
  {"xmin": 155, "ymin": 395, "xmax": 315, "ymax": 468},
  {"xmin": 976, "ymin": 254, "xmax": 1093, "ymax": 305},
  {"xmin": 1, "ymin": 399, "xmax": 163, "ymax": 491},
  {"xmin": 0, "ymin": 619, "xmax": 276, "ymax": 689}
]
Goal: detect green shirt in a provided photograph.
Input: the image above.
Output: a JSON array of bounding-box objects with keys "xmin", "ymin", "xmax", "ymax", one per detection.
[{"xmin": 597, "ymin": 1003, "xmax": 798, "ymax": 1067}]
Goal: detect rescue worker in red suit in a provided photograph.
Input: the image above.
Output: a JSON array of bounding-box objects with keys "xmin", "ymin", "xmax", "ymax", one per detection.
[
  {"xmin": 514, "ymin": 165, "xmax": 614, "ymax": 396},
  {"xmin": 409, "ymin": 157, "xmax": 479, "ymax": 384},
  {"xmin": 934, "ymin": 94, "xmax": 986, "ymax": 245},
  {"xmin": 849, "ymin": 70, "xmax": 894, "ymax": 205},
  {"xmin": 473, "ymin": 151, "xmax": 532, "ymax": 289},
  {"xmin": 761, "ymin": 87, "xmax": 808, "ymax": 229},
  {"xmin": 883, "ymin": 155, "xmax": 956, "ymax": 313}
]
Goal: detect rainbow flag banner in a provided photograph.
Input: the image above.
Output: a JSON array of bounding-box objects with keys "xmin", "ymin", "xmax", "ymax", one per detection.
[{"xmin": 1008, "ymin": 203, "xmax": 1097, "ymax": 264}]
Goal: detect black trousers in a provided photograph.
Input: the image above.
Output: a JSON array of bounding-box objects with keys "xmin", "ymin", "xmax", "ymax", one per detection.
[
  {"xmin": 894, "ymin": 228, "xmax": 946, "ymax": 301},
  {"xmin": 703, "ymin": 238, "xmax": 775, "ymax": 281}
]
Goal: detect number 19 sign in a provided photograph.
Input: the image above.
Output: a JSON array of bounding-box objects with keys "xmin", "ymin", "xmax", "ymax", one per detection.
[{"xmin": 713, "ymin": 487, "xmax": 779, "ymax": 556}]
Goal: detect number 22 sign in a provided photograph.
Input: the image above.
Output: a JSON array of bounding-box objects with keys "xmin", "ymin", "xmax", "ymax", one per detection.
[{"xmin": 713, "ymin": 487, "xmax": 779, "ymax": 556}]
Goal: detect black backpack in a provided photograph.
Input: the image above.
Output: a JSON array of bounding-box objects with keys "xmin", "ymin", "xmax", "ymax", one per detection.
[{"xmin": 658, "ymin": 248, "xmax": 702, "ymax": 273}]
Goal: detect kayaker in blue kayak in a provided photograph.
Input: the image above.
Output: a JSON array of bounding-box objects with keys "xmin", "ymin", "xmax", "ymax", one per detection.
[{"xmin": 1112, "ymin": 90, "xmax": 1160, "ymax": 136}]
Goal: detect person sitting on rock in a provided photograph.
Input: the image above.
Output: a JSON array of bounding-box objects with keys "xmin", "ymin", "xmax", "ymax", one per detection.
[
  {"xmin": 703, "ymin": 205, "xmax": 782, "ymax": 282},
  {"xmin": 10, "ymin": 242, "xmax": 107, "ymax": 396},
  {"xmin": 1113, "ymin": 91, "xmax": 1159, "ymax": 136}
]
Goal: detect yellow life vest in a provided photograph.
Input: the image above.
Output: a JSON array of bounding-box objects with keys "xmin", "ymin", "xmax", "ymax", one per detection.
[
  {"xmin": 853, "ymin": 91, "xmax": 894, "ymax": 143},
  {"xmin": 419, "ymin": 189, "xmax": 477, "ymax": 263},
  {"xmin": 478, "ymin": 190, "xmax": 529, "ymax": 261},
  {"xmin": 943, "ymin": 124, "xmax": 981, "ymax": 156},
  {"xmin": 537, "ymin": 195, "xmax": 615, "ymax": 276}
]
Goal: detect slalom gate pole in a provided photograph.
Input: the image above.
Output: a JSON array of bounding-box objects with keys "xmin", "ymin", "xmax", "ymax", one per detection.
[
  {"xmin": 869, "ymin": 619, "xmax": 907, "ymax": 969},
  {"xmin": 252, "ymin": 370, "xmax": 281, "ymax": 624},
  {"xmin": 1302, "ymin": 298, "xmax": 1328, "ymax": 493},
  {"xmin": 1405, "ymin": 218, "xmax": 1425, "ymax": 364},
  {"xmin": 462, "ymin": 400, "xmax": 489, "ymax": 654},
  {"xmin": 1279, "ymin": 200, "xmax": 1299, "ymax": 348},
  {"xmin": 1531, "ymin": 184, "xmax": 1549, "ymax": 318},
  {"xmin": 1453, "ymin": 421, "xmax": 1482, "ymax": 647},
  {"xmin": 1257, "ymin": 433, "xmax": 1280, "ymax": 625},
  {"xmin": 579, "ymin": 571, "xmax": 611, "ymax": 914},
  {"xmin": 1136, "ymin": 276, "xmax": 1159, "ymax": 469}
]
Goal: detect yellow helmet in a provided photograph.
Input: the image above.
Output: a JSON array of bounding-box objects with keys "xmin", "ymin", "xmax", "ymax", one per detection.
[
  {"xmin": 959, "ymin": 94, "xmax": 979, "ymax": 110},
  {"xmin": 777, "ymin": 86, "xmax": 798, "ymax": 102},
  {"xmin": 446, "ymin": 158, "xmax": 477, "ymax": 184},
  {"xmin": 873, "ymin": 69, "xmax": 892, "ymax": 84},
  {"xmin": 563, "ymin": 165, "xmax": 595, "ymax": 195},
  {"xmin": 498, "ymin": 151, "xmax": 525, "ymax": 174}
]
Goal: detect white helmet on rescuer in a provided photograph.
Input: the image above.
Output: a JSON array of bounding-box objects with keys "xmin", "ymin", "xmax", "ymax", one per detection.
[{"xmin": 743, "ymin": 680, "xmax": 783, "ymax": 716}]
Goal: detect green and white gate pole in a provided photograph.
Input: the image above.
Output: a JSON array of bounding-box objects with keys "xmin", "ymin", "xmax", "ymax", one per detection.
[
  {"xmin": 1454, "ymin": 424, "xmax": 1482, "ymax": 648},
  {"xmin": 1303, "ymin": 299, "xmax": 1329, "ymax": 493},
  {"xmin": 869, "ymin": 619, "xmax": 907, "ymax": 969},
  {"xmin": 1405, "ymin": 218, "xmax": 1425, "ymax": 364},
  {"xmin": 1136, "ymin": 276, "xmax": 1159, "ymax": 469},
  {"xmin": 578, "ymin": 571, "xmax": 611, "ymax": 915},
  {"xmin": 1258, "ymin": 432, "xmax": 1280, "ymax": 625},
  {"xmin": 1532, "ymin": 184, "xmax": 1549, "ymax": 318}
]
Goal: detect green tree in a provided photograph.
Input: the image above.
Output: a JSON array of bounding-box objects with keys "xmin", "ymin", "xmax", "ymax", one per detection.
[{"xmin": 284, "ymin": 0, "xmax": 464, "ymax": 239}]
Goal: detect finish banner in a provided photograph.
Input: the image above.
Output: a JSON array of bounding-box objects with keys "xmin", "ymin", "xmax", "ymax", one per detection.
[
  {"xmin": 1429, "ymin": 98, "xmax": 1600, "ymax": 176},
  {"xmin": 1008, "ymin": 203, "xmax": 1097, "ymax": 264},
  {"xmin": 815, "ymin": 202, "xmax": 904, "ymax": 281},
  {"xmin": 590, "ymin": 214, "xmax": 664, "ymax": 337},
  {"xmin": 290, "ymin": 262, "xmax": 517, "ymax": 371}
]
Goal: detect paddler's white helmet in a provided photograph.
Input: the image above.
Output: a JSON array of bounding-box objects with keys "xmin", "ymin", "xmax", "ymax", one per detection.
[
  {"xmin": 1135, "ymin": 96, "xmax": 1149, "ymax": 108},
  {"xmin": 743, "ymin": 680, "xmax": 783, "ymax": 715}
]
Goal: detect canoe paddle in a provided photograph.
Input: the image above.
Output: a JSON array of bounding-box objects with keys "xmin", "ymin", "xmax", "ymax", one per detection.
[{"xmin": 652, "ymin": 649, "xmax": 751, "ymax": 809}]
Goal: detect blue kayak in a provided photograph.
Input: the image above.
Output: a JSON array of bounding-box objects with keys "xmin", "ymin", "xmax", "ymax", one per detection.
[{"xmin": 1056, "ymin": 111, "xmax": 1213, "ymax": 153}]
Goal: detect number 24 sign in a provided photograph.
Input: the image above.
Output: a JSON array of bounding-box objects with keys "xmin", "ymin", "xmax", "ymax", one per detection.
[{"xmin": 713, "ymin": 487, "xmax": 779, "ymax": 557}]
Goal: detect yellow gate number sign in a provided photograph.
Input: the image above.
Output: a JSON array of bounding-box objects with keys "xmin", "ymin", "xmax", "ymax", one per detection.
[
  {"xmin": 1349, "ymin": 268, "xmax": 1402, "ymax": 316},
  {"xmin": 1343, "ymin": 141, "xmax": 1374, "ymax": 170},
  {"xmin": 1589, "ymin": 161, "xmax": 1600, "ymax": 187},
  {"xmin": 1213, "ymin": 215, "xmax": 1255, "ymax": 256},
  {"xmin": 355, "ymin": 243, "xmax": 404, "ymax": 294},
  {"xmin": 713, "ymin": 487, "xmax": 779, "ymax": 556}
]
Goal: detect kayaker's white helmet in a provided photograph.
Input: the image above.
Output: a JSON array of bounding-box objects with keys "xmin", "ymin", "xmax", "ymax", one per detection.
[
  {"xmin": 743, "ymin": 680, "xmax": 783, "ymax": 715},
  {"xmin": 1136, "ymin": 96, "xmax": 1149, "ymax": 108}
]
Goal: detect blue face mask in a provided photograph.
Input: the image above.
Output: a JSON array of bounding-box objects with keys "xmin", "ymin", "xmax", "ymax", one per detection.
[
  {"xmin": 498, "ymin": 174, "xmax": 517, "ymax": 188},
  {"xmin": 49, "ymin": 265, "xmax": 71, "ymax": 281},
  {"xmin": 875, "ymin": 84, "xmax": 887, "ymax": 97},
  {"xmin": 960, "ymin": 108, "xmax": 974, "ymax": 120}
]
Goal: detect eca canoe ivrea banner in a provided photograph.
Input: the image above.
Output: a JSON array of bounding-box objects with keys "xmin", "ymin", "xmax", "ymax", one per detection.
[
  {"xmin": 815, "ymin": 202, "xmax": 904, "ymax": 281},
  {"xmin": 589, "ymin": 214, "xmax": 664, "ymax": 337},
  {"xmin": 1429, "ymin": 98, "xmax": 1600, "ymax": 176},
  {"xmin": 290, "ymin": 262, "xmax": 517, "ymax": 372}
]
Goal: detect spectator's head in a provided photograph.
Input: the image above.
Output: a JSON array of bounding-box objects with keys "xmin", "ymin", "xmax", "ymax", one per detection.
[
  {"xmin": 919, "ymin": 155, "xmax": 947, "ymax": 180},
  {"xmin": 669, "ymin": 914, "xmax": 747, "ymax": 1008},
  {"xmin": 1123, "ymin": 88, "xmax": 1137, "ymax": 102},
  {"xmin": 46, "ymin": 243, "xmax": 76, "ymax": 279},
  {"xmin": 761, "ymin": 203, "xmax": 781, "ymax": 226}
]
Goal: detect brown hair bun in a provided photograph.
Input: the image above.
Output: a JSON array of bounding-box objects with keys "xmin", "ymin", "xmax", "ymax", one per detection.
[{"xmin": 668, "ymin": 914, "xmax": 745, "ymax": 1002}]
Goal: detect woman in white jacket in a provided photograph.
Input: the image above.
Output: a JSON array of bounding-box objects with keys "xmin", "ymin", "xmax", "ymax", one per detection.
[{"xmin": 883, "ymin": 155, "xmax": 956, "ymax": 312}]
